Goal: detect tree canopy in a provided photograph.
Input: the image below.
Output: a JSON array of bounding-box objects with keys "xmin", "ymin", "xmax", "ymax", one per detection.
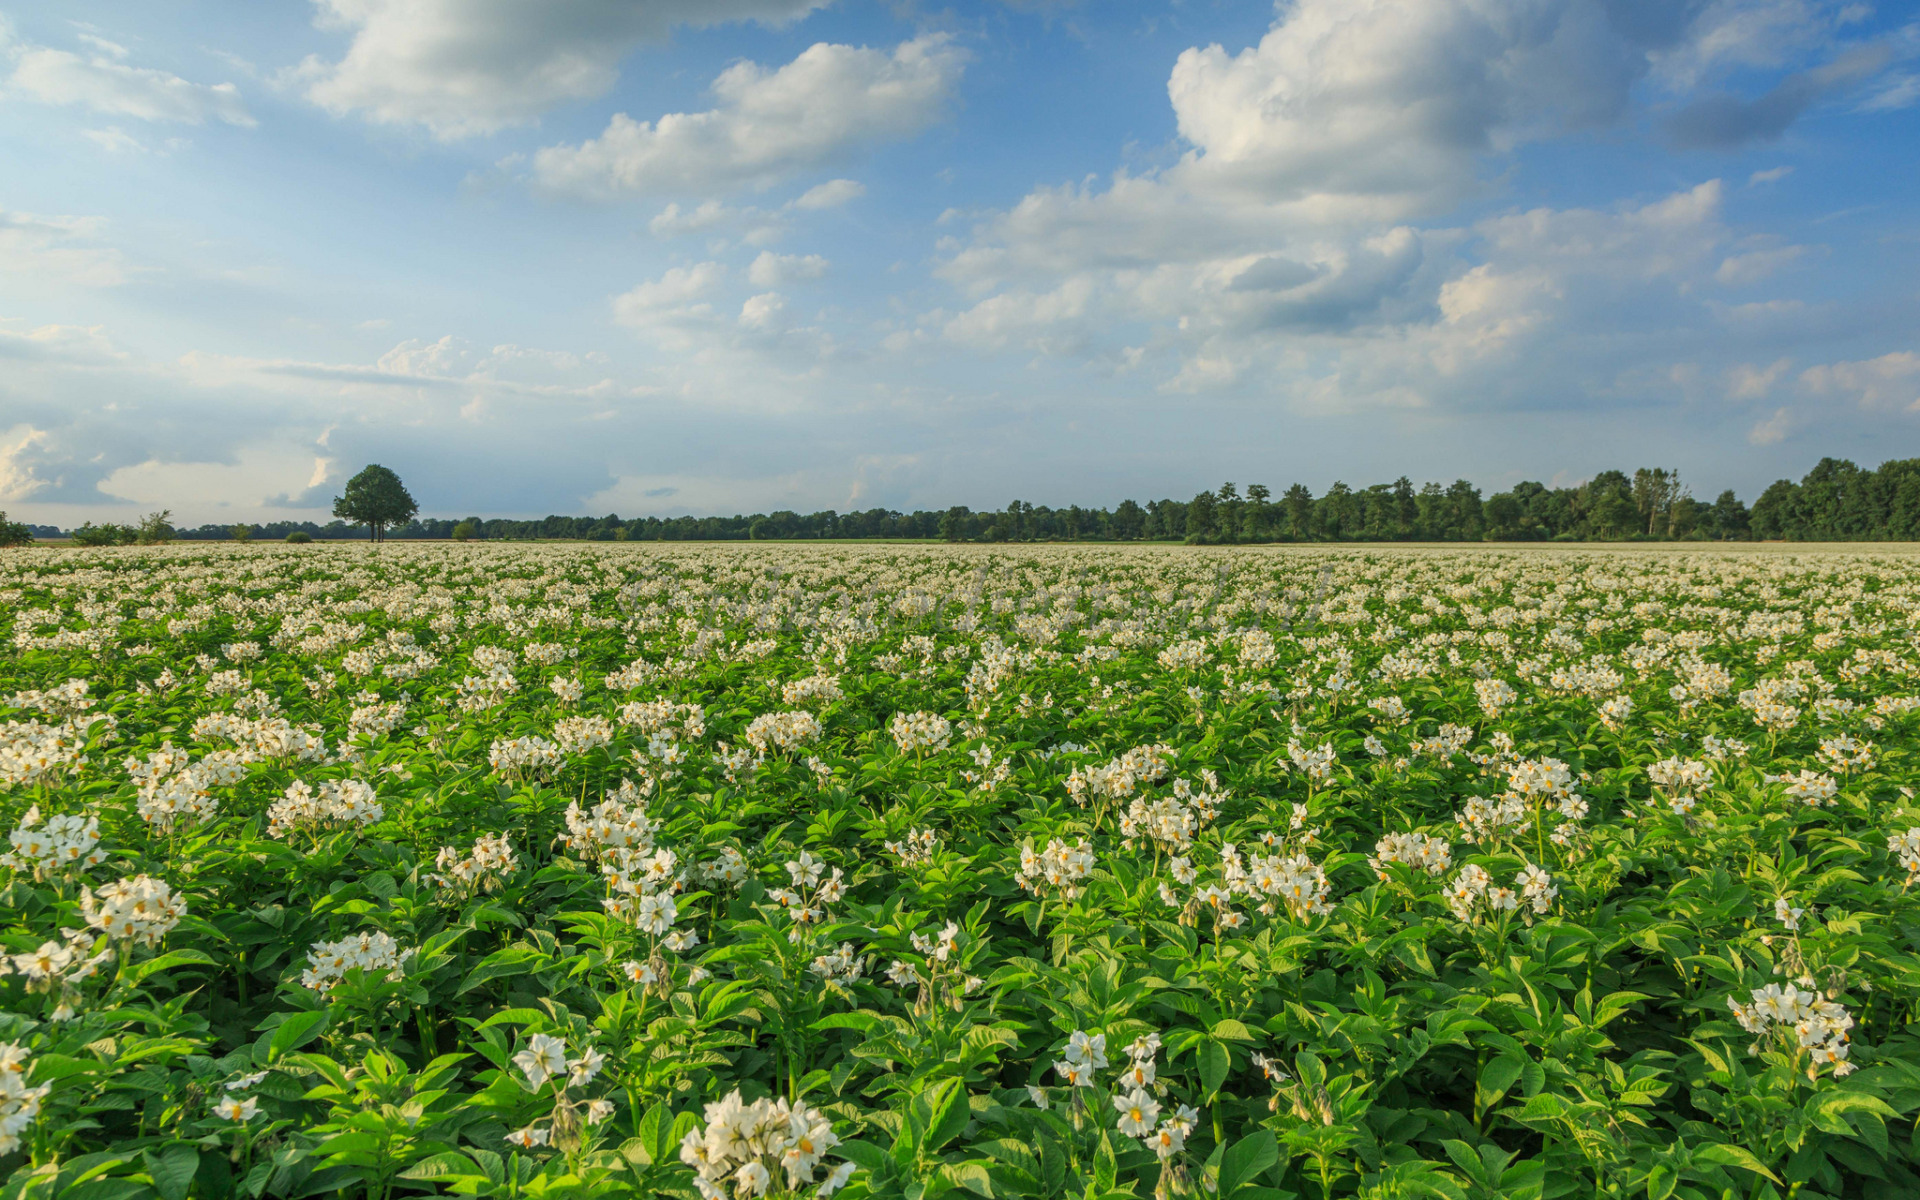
[{"xmin": 332, "ymin": 465, "xmax": 418, "ymax": 542}]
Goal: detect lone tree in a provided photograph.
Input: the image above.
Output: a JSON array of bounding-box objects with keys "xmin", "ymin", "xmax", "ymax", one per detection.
[{"xmin": 333, "ymin": 465, "xmax": 418, "ymax": 542}]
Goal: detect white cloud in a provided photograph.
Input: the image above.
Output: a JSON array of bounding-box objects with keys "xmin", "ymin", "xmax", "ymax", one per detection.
[
  {"xmin": 1715, "ymin": 243, "xmax": 1805, "ymax": 285},
  {"xmin": 0, "ymin": 209, "xmax": 126, "ymax": 287},
  {"xmin": 81, "ymin": 126, "xmax": 147, "ymax": 153},
  {"xmin": 299, "ymin": 0, "xmax": 830, "ymax": 139},
  {"xmin": 612, "ymin": 263, "xmax": 726, "ymax": 322},
  {"xmin": 792, "ymin": 178, "xmax": 865, "ymax": 209},
  {"xmin": 1748, "ymin": 165, "xmax": 1794, "ymax": 185},
  {"xmin": 1748, "ymin": 406, "xmax": 1792, "ymax": 445},
  {"xmin": 376, "ymin": 334, "xmax": 473, "ymax": 377},
  {"xmin": 1650, "ymin": 0, "xmax": 1849, "ymax": 88},
  {"xmin": 647, "ymin": 199, "xmax": 788, "ymax": 246},
  {"xmin": 527, "ymin": 36, "xmax": 966, "ymax": 198},
  {"xmin": 1799, "ymin": 351, "xmax": 1920, "ymax": 410},
  {"xmin": 98, "ymin": 441, "xmax": 360, "ymax": 511},
  {"xmin": 739, "ymin": 291, "xmax": 788, "ymax": 330},
  {"xmin": 748, "ymin": 251, "xmax": 828, "ymax": 287},
  {"xmin": 1470, "ymin": 181, "xmax": 1727, "ymax": 281},
  {"xmin": 1860, "ymin": 71, "xmax": 1920, "ymax": 111},
  {"xmin": 0, "ymin": 322, "xmax": 123, "ymax": 362},
  {"xmin": 0, "ymin": 426, "xmax": 52, "ymax": 501},
  {"xmin": 1728, "ymin": 357, "xmax": 1792, "ymax": 398},
  {"xmin": 1161, "ymin": 0, "xmax": 1669, "ymax": 222},
  {"xmin": 8, "ymin": 41, "xmax": 254, "ymax": 125}
]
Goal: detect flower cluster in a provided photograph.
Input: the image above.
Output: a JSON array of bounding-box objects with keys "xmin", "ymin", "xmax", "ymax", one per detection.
[
  {"xmin": 0, "ymin": 1043, "xmax": 51, "ymax": 1154},
  {"xmin": 1891, "ymin": 827, "xmax": 1920, "ymax": 886},
  {"xmin": 781, "ymin": 673, "xmax": 843, "ymax": 707},
  {"xmin": 266, "ymin": 778, "xmax": 384, "ymax": 838},
  {"xmin": 552, "ymin": 716, "xmax": 615, "ymax": 757},
  {"xmin": 301, "ymin": 930, "xmax": 413, "ymax": 991},
  {"xmin": 883, "ymin": 827, "xmax": 939, "ymax": 868},
  {"xmin": 679, "ymin": 1091, "xmax": 857, "ymax": 1199},
  {"xmin": 1727, "ymin": 983, "xmax": 1857, "ymax": 1078},
  {"xmin": 212, "ymin": 1071, "xmax": 270, "ymax": 1122},
  {"xmin": 1765, "ymin": 769, "xmax": 1839, "ymax": 808},
  {"xmin": 0, "ymin": 717, "xmax": 97, "ymax": 789},
  {"xmin": 426, "ymin": 834, "xmax": 519, "ymax": 896},
  {"xmin": 1066, "ymin": 744, "xmax": 1175, "ymax": 806},
  {"xmin": 506, "ymin": 1033, "xmax": 615, "ymax": 1149},
  {"xmin": 489, "ymin": 734, "xmax": 563, "ymax": 778},
  {"xmin": 1445, "ymin": 863, "xmax": 1557, "ymax": 922},
  {"xmin": 82, "ymin": 874, "xmax": 187, "ymax": 945},
  {"xmin": 1016, "ymin": 838, "xmax": 1094, "ymax": 900},
  {"xmin": 887, "ymin": 710, "xmax": 952, "ymax": 755},
  {"xmin": 742, "ymin": 711, "xmax": 822, "ymax": 757},
  {"xmin": 768, "ymin": 851, "xmax": 846, "ymax": 938},
  {"xmin": 1368, "ymin": 831, "xmax": 1453, "ymax": 878},
  {"xmin": 4, "ymin": 927, "xmax": 112, "ymax": 1019},
  {"xmin": 0, "ymin": 806, "xmax": 107, "ymax": 876}
]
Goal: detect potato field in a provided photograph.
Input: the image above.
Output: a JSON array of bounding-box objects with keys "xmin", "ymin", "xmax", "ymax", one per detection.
[{"xmin": 2, "ymin": 542, "xmax": 1919, "ymax": 1200}]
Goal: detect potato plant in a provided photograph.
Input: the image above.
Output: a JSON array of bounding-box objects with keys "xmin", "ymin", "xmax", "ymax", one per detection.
[{"xmin": 1, "ymin": 542, "xmax": 1919, "ymax": 1200}]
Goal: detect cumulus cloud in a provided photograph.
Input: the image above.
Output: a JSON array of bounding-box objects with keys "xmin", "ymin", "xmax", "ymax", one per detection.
[
  {"xmin": 1748, "ymin": 406, "xmax": 1792, "ymax": 444},
  {"xmin": 1860, "ymin": 72, "xmax": 1920, "ymax": 111},
  {"xmin": 1799, "ymin": 350, "xmax": 1920, "ymax": 410},
  {"xmin": 1727, "ymin": 357, "xmax": 1792, "ymax": 398},
  {"xmin": 0, "ymin": 425, "xmax": 52, "ymax": 501},
  {"xmin": 526, "ymin": 36, "xmax": 966, "ymax": 198},
  {"xmin": 1664, "ymin": 43, "xmax": 1892, "ymax": 147},
  {"xmin": 1160, "ymin": 0, "xmax": 1692, "ymax": 221},
  {"xmin": 792, "ymin": 178, "xmax": 865, "ymax": 209},
  {"xmin": 298, "ymin": 0, "xmax": 830, "ymax": 138},
  {"xmin": 748, "ymin": 251, "xmax": 828, "ymax": 288},
  {"xmin": 1715, "ymin": 243, "xmax": 1806, "ymax": 284},
  {"xmin": 739, "ymin": 291, "xmax": 788, "ymax": 331},
  {"xmin": 6, "ymin": 36, "xmax": 254, "ymax": 125},
  {"xmin": 925, "ymin": 0, "xmax": 1907, "ymax": 419},
  {"xmin": 0, "ymin": 209, "xmax": 127, "ymax": 287},
  {"xmin": 612, "ymin": 263, "xmax": 726, "ymax": 322},
  {"xmin": 0, "ymin": 323, "xmax": 123, "ymax": 363}
]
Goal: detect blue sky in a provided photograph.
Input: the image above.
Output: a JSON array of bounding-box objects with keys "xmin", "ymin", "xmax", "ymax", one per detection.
[{"xmin": 1, "ymin": 0, "xmax": 1917, "ymax": 525}]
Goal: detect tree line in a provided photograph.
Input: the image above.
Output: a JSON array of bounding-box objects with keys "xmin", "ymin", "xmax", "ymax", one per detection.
[{"xmin": 14, "ymin": 456, "xmax": 1920, "ymax": 546}]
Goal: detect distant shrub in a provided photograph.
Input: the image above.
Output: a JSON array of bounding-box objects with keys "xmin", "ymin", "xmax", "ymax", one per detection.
[
  {"xmin": 286, "ymin": 532, "xmax": 313, "ymax": 544},
  {"xmin": 0, "ymin": 512, "xmax": 32, "ymax": 548},
  {"xmin": 134, "ymin": 510, "xmax": 175, "ymax": 545},
  {"xmin": 231, "ymin": 524, "xmax": 253, "ymax": 543},
  {"xmin": 71, "ymin": 522, "xmax": 134, "ymax": 547},
  {"xmin": 451, "ymin": 521, "xmax": 476, "ymax": 543}
]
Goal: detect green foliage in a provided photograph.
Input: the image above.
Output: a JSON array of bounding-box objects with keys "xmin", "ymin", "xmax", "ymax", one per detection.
[
  {"xmin": 0, "ymin": 512, "xmax": 32, "ymax": 548},
  {"xmin": 71, "ymin": 521, "xmax": 135, "ymax": 546},
  {"xmin": 333, "ymin": 465, "xmax": 419, "ymax": 543},
  {"xmin": 1, "ymin": 543, "xmax": 1918, "ymax": 1200},
  {"xmin": 135, "ymin": 510, "xmax": 175, "ymax": 545}
]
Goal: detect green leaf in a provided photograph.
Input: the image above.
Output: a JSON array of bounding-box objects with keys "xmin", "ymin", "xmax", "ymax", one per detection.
[
  {"xmin": 924, "ymin": 1079, "xmax": 970, "ymax": 1154},
  {"xmin": 144, "ymin": 1145, "xmax": 200, "ymax": 1200},
  {"xmin": 636, "ymin": 1104, "xmax": 670, "ymax": 1166},
  {"xmin": 123, "ymin": 949, "xmax": 217, "ymax": 986},
  {"xmin": 1219, "ymin": 1131, "xmax": 1279, "ymax": 1197},
  {"xmin": 1200, "ymin": 1038, "xmax": 1231, "ymax": 1097},
  {"xmin": 1691, "ymin": 1143, "xmax": 1781, "ymax": 1183},
  {"xmin": 1477, "ymin": 1053, "xmax": 1525, "ymax": 1107},
  {"xmin": 398, "ymin": 1152, "xmax": 482, "ymax": 1182},
  {"xmin": 267, "ymin": 1011, "xmax": 330, "ymax": 1062},
  {"xmin": 1644, "ymin": 1164, "xmax": 1676, "ymax": 1200},
  {"xmin": 939, "ymin": 1161, "xmax": 994, "ymax": 1198}
]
